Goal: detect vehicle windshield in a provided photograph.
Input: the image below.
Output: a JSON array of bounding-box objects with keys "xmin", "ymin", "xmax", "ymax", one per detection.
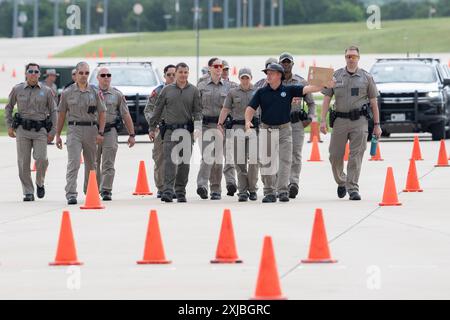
[
  {"xmin": 371, "ymin": 64, "xmax": 437, "ymax": 83},
  {"xmin": 90, "ymin": 66, "xmax": 158, "ymax": 87}
]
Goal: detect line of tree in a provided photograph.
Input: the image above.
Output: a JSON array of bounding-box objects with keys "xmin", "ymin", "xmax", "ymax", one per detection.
[{"xmin": 0, "ymin": 0, "xmax": 448, "ymax": 38}]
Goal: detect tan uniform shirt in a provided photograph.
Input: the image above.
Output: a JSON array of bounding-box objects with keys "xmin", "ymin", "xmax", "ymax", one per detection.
[
  {"xmin": 198, "ymin": 78, "xmax": 232, "ymax": 118},
  {"xmin": 58, "ymin": 84, "xmax": 106, "ymax": 121},
  {"xmin": 223, "ymin": 85, "xmax": 256, "ymax": 121},
  {"xmin": 322, "ymin": 68, "xmax": 378, "ymax": 112},
  {"xmin": 101, "ymin": 87, "xmax": 130, "ymax": 123},
  {"xmin": 5, "ymin": 82, "xmax": 57, "ymax": 133}
]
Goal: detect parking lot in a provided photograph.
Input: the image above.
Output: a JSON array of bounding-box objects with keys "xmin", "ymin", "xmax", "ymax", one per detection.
[{"xmin": 0, "ymin": 133, "xmax": 450, "ymax": 299}]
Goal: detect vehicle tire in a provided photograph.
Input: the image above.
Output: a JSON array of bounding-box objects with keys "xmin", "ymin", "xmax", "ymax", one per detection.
[{"xmin": 431, "ymin": 121, "xmax": 446, "ymax": 141}]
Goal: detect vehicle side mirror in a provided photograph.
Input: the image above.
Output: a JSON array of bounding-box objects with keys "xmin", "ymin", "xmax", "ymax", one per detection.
[{"xmin": 444, "ymin": 79, "xmax": 450, "ymax": 87}]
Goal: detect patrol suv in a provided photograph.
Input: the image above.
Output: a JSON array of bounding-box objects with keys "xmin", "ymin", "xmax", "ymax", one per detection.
[
  {"xmin": 89, "ymin": 61, "xmax": 163, "ymax": 134},
  {"xmin": 370, "ymin": 58, "xmax": 450, "ymax": 140}
]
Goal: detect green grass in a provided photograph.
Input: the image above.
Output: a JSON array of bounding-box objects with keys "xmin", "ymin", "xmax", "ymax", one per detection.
[
  {"xmin": 57, "ymin": 18, "xmax": 450, "ymax": 57},
  {"xmin": 0, "ymin": 98, "xmax": 7, "ymax": 104}
]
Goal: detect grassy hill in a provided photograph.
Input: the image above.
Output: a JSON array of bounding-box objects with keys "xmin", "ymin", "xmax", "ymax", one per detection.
[{"xmin": 57, "ymin": 17, "xmax": 450, "ymax": 57}]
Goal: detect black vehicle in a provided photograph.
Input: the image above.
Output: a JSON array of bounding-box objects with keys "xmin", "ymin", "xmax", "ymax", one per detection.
[{"xmin": 370, "ymin": 58, "xmax": 450, "ymax": 140}]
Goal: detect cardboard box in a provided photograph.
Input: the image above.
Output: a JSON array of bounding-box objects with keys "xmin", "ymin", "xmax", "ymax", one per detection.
[{"xmin": 308, "ymin": 67, "xmax": 334, "ymax": 87}]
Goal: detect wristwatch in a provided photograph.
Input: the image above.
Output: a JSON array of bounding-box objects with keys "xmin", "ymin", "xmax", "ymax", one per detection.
[
  {"xmin": 98, "ymin": 131, "xmax": 104, "ymax": 136},
  {"xmin": 374, "ymin": 122, "xmax": 381, "ymax": 126},
  {"xmin": 129, "ymin": 134, "xmax": 136, "ymax": 138}
]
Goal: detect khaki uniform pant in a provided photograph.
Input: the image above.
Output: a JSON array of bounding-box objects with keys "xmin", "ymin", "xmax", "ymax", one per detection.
[
  {"xmin": 96, "ymin": 128, "xmax": 118, "ymax": 193},
  {"xmin": 15, "ymin": 126, "xmax": 49, "ymax": 195},
  {"xmin": 152, "ymin": 132, "xmax": 164, "ymax": 192},
  {"xmin": 65, "ymin": 125, "xmax": 98, "ymax": 199},
  {"xmin": 197, "ymin": 124, "xmax": 223, "ymax": 194},
  {"xmin": 288, "ymin": 121, "xmax": 306, "ymax": 187},
  {"xmin": 329, "ymin": 117, "xmax": 368, "ymax": 193},
  {"xmin": 230, "ymin": 127, "xmax": 259, "ymax": 195},
  {"xmin": 259, "ymin": 125, "xmax": 292, "ymax": 196}
]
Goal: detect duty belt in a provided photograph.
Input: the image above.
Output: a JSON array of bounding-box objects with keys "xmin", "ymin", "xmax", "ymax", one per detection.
[
  {"xmin": 232, "ymin": 118, "xmax": 260, "ymax": 128},
  {"xmin": 261, "ymin": 122, "xmax": 291, "ymax": 129},
  {"xmin": 202, "ymin": 116, "xmax": 219, "ymax": 125},
  {"xmin": 68, "ymin": 121, "xmax": 98, "ymax": 126}
]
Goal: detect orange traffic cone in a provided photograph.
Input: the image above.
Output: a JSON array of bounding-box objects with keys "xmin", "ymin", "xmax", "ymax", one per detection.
[
  {"xmin": 309, "ymin": 121, "xmax": 322, "ymax": 143},
  {"xmin": 12, "ymin": 69, "xmax": 16, "ymax": 78},
  {"xmin": 49, "ymin": 211, "xmax": 83, "ymax": 266},
  {"xmin": 31, "ymin": 161, "xmax": 37, "ymax": 172},
  {"xmin": 137, "ymin": 210, "xmax": 171, "ymax": 264},
  {"xmin": 403, "ymin": 159, "xmax": 423, "ymax": 192},
  {"xmin": 411, "ymin": 136, "xmax": 423, "ymax": 161},
  {"xmin": 369, "ymin": 143, "xmax": 384, "ymax": 161},
  {"xmin": 92, "ymin": 52, "xmax": 96, "ymax": 58},
  {"xmin": 435, "ymin": 140, "xmax": 450, "ymax": 167},
  {"xmin": 133, "ymin": 161, "xmax": 153, "ymax": 195},
  {"xmin": 343, "ymin": 142, "xmax": 350, "ymax": 161},
  {"xmin": 308, "ymin": 136, "xmax": 323, "ymax": 162},
  {"xmin": 98, "ymin": 47, "xmax": 104, "ymax": 58},
  {"xmin": 111, "ymin": 52, "xmax": 117, "ymax": 59},
  {"xmin": 379, "ymin": 167, "xmax": 402, "ymax": 206},
  {"xmin": 251, "ymin": 236, "xmax": 286, "ymax": 300},
  {"xmin": 302, "ymin": 209, "xmax": 337, "ymax": 264},
  {"xmin": 80, "ymin": 170, "xmax": 105, "ymax": 209},
  {"xmin": 211, "ymin": 209, "xmax": 242, "ymax": 264}
]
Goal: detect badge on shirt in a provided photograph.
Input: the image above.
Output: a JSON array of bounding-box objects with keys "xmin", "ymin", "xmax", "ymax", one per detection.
[
  {"xmin": 39, "ymin": 91, "xmax": 45, "ymax": 97},
  {"xmin": 281, "ymin": 92, "xmax": 287, "ymax": 98}
]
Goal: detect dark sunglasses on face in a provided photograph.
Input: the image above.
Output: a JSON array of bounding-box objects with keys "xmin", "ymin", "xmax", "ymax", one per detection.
[
  {"xmin": 281, "ymin": 59, "xmax": 293, "ymax": 64},
  {"xmin": 99, "ymin": 73, "xmax": 112, "ymax": 78},
  {"xmin": 78, "ymin": 71, "xmax": 90, "ymax": 75},
  {"xmin": 27, "ymin": 70, "xmax": 40, "ymax": 74},
  {"xmin": 346, "ymin": 55, "xmax": 359, "ymax": 60},
  {"xmin": 212, "ymin": 65, "xmax": 223, "ymax": 69}
]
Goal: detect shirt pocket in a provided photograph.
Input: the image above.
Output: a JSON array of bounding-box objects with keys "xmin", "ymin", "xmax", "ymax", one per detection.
[
  {"xmin": 334, "ymin": 83, "xmax": 346, "ymax": 99},
  {"xmin": 17, "ymin": 94, "xmax": 28, "ymax": 106},
  {"xmin": 220, "ymin": 92, "xmax": 227, "ymax": 105},
  {"xmin": 233, "ymin": 97, "xmax": 242, "ymax": 109},
  {"xmin": 201, "ymin": 90, "xmax": 212, "ymax": 106}
]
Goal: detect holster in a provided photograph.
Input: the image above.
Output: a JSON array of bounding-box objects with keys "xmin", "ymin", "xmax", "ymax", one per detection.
[{"xmin": 329, "ymin": 109, "xmax": 337, "ymax": 128}]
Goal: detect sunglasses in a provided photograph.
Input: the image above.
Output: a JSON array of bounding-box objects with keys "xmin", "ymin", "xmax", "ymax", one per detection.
[
  {"xmin": 280, "ymin": 59, "xmax": 293, "ymax": 64},
  {"xmin": 99, "ymin": 73, "xmax": 112, "ymax": 78},
  {"xmin": 212, "ymin": 65, "xmax": 223, "ymax": 69},
  {"xmin": 78, "ymin": 71, "xmax": 90, "ymax": 75},
  {"xmin": 27, "ymin": 70, "xmax": 40, "ymax": 74},
  {"xmin": 345, "ymin": 55, "xmax": 359, "ymax": 60},
  {"xmin": 165, "ymin": 73, "xmax": 176, "ymax": 77}
]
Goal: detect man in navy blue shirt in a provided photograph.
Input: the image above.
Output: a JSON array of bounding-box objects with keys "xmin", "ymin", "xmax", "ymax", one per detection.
[{"xmin": 245, "ymin": 63, "xmax": 334, "ymax": 203}]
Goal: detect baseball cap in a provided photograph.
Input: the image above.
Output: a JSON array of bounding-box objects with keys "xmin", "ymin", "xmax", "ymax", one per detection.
[
  {"xmin": 238, "ymin": 67, "xmax": 252, "ymax": 79},
  {"xmin": 279, "ymin": 52, "xmax": 294, "ymax": 63}
]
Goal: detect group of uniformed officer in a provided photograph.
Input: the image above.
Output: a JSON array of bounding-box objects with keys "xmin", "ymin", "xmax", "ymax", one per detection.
[
  {"xmin": 5, "ymin": 45, "xmax": 381, "ymax": 204},
  {"xmin": 6, "ymin": 61, "xmax": 136, "ymax": 204}
]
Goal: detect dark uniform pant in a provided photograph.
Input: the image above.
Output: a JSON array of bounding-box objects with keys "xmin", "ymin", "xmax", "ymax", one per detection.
[{"xmin": 163, "ymin": 129, "xmax": 193, "ymax": 196}]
